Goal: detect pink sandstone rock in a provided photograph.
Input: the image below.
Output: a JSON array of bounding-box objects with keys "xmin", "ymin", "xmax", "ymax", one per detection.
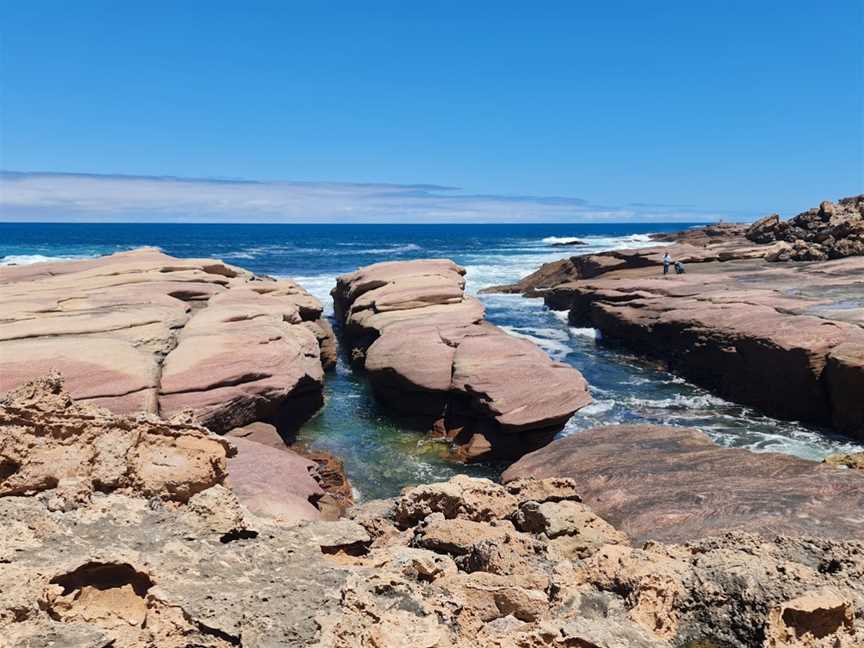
[
  {"xmin": 332, "ymin": 259, "xmax": 591, "ymax": 460},
  {"xmin": 0, "ymin": 248, "xmax": 336, "ymax": 433}
]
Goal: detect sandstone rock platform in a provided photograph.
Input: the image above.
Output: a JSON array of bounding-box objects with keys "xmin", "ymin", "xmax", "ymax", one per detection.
[
  {"xmin": 0, "ymin": 248, "xmax": 336, "ymax": 434},
  {"xmin": 332, "ymin": 259, "xmax": 592, "ymax": 460},
  {"xmin": 503, "ymin": 424, "xmax": 864, "ymax": 545}
]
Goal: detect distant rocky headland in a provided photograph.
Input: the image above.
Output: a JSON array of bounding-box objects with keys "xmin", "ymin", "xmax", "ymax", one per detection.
[{"xmin": 2, "ymin": 195, "xmax": 864, "ymax": 646}]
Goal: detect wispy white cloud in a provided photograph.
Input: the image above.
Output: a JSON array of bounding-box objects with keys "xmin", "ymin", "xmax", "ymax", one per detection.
[{"xmin": 0, "ymin": 171, "xmax": 752, "ymax": 223}]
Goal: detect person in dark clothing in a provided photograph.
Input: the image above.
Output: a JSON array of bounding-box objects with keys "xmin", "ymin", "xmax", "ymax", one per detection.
[
  {"xmin": 663, "ymin": 252, "xmax": 671, "ymax": 275},
  {"xmin": 674, "ymin": 260, "xmax": 685, "ymax": 274}
]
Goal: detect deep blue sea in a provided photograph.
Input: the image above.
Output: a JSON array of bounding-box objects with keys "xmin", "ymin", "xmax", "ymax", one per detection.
[{"xmin": 3, "ymin": 222, "xmax": 862, "ymax": 499}]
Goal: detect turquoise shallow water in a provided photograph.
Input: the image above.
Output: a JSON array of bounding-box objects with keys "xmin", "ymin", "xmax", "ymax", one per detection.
[{"xmin": 3, "ymin": 222, "xmax": 862, "ymax": 500}]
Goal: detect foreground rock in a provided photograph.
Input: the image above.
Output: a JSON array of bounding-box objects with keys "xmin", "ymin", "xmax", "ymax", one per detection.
[
  {"xmin": 503, "ymin": 424, "xmax": 864, "ymax": 544},
  {"xmin": 4, "ymin": 451, "xmax": 864, "ymax": 647},
  {"xmin": 332, "ymin": 259, "xmax": 592, "ymax": 460},
  {"xmin": 0, "ymin": 248, "xmax": 335, "ymax": 433},
  {"xmin": 0, "ymin": 375, "xmax": 334, "ymax": 526}
]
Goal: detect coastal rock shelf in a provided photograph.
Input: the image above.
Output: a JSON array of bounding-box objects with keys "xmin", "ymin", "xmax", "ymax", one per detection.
[
  {"xmin": 332, "ymin": 259, "xmax": 592, "ymax": 460},
  {"xmin": 503, "ymin": 424, "xmax": 864, "ymax": 544},
  {"xmin": 486, "ymin": 196, "xmax": 864, "ymax": 440},
  {"xmin": 544, "ymin": 255, "xmax": 864, "ymax": 437},
  {"xmin": 0, "ymin": 247, "xmax": 336, "ymax": 434}
]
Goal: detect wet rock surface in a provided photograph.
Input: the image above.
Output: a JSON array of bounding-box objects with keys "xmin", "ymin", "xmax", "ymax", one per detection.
[
  {"xmin": 0, "ymin": 248, "xmax": 336, "ymax": 434},
  {"xmin": 332, "ymin": 259, "xmax": 592, "ymax": 460},
  {"xmin": 503, "ymin": 424, "xmax": 864, "ymax": 544}
]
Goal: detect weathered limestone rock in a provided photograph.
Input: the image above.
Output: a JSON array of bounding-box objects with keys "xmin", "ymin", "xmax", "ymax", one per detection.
[
  {"xmin": 824, "ymin": 451, "xmax": 864, "ymax": 471},
  {"xmin": 2, "ymin": 442, "xmax": 864, "ymax": 648},
  {"xmin": 0, "ymin": 374, "xmax": 230, "ymax": 502},
  {"xmin": 0, "ymin": 248, "xmax": 336, "ymax": 434},
  {"xmin": 503, "ymin": 424, "xmax": 864, "ymax": 544},
  {"xmin": 332, "ymin": 259, "xmax": 591, "ymax": 460}
]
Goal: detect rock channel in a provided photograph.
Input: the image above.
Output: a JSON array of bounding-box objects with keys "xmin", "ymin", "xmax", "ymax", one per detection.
[
  {"xmin": 332, "ymin": 259, "xmax": 592, "ymax": 460},
  {"xmin": 485, "ymin": 196, "xmax": 864, "ymax": 439}
]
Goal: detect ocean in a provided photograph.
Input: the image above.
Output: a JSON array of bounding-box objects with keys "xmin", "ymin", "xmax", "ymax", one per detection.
[{"xmin": 2, "ymin": 222, "xmax": 862, "ymax": 500}]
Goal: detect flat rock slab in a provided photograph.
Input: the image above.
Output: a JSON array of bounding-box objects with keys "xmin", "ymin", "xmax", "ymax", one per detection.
[
  {"xmin": 548, "ymin": 256, "xmax": 864, "ymax": 437},
  {"xmin": 332, "ymin": 259, "xmax": 591, "ymax": 460},
  {"xmin": 0, "ymin": 248, "xmax": 335, "ymax": 433},
  {"xmin": 503, "ymin": 424, "xmax": 864, "ymax": 544}
]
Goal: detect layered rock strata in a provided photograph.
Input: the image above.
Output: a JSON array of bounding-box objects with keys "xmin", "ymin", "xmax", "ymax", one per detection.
[
  {"xmin": 544, "ymin": 257, "xmax": 864, "ymax": 436},
  {"xmin": 0, "ymin": 248, "xmax": 336, "ymax": 433},
  {"xmin": 503, "ymin": 424, "xmax": 864, "ymax": 544},
  {"xmin": 331, "ymin": 259, "xmax": 592, "ymax": 460},
  {"xmin": 0, "ymin": 375, "xmax": 333, "ymax": 525}
]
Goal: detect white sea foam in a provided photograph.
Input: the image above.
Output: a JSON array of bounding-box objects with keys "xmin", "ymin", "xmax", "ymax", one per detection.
[
  {"xmin": 498, "ymin": 325, "xmax": 572, "ymax": 360},
  {"xmin": 0, "ymin": 253, "xmax": 92, "ymax": 266},
  {"xmin": 569, "ymin": 327, "xmax": 598, "ymax": 340},
  {"xmin": 360, "ymin": 243, "xmax": 423, "ymax": 254},
  {"xmin": 541, "ymin": 236, "xmax": 585, "ymax": 245}
]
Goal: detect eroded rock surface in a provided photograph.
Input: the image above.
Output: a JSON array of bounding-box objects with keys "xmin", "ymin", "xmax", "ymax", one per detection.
[
  {"xmin": 503, "ymin": 424, "xmax": 864, "ymax": 544},
  {"xmin": 0, "ymin": 376, "xmax": 331, "ymax": 526},
  {"xmin": 2, "ymin": 394, "xmax": 863, "ymax": 648},
  {"xmin": 331, "ymin": 259, "xmax": 592, "ymax": 460},
  {"xmin": 547, "ymin": 257, "xmax": 864, "ymax": 435},
  {"xmin": 0, "ymin": 248, "xmax": 335, "ymax": 433}
]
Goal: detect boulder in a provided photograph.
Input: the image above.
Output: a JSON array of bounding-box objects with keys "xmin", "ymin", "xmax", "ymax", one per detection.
[
  {"xmin": 332, "ymin": 259, "xmax": 591, "ymax": 459},
  {"xmin": 745, "ymin": 213, "xmax": 781, "ymax": 243}
]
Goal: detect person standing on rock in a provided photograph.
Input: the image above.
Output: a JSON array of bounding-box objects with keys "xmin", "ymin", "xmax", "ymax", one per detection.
[{"xmin": 663, "ymin": 252, "xmax": 671, "ymax": 276}]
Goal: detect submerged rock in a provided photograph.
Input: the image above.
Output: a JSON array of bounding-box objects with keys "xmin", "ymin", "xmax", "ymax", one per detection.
[
  {"xmin": 332, "ymin": 259, "xmax": 591, "ymax": 460},
  {"xmin": 0, "ymin": 248, "xmax": 336, "ymax": 434}
]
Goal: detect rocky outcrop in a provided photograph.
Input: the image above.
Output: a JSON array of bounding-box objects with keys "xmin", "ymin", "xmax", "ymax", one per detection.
[
  {"xmin": 6, "ymin": 460, "xmax": 864, "ymax": 648},
  {"xmin": 0, "ymin": 248, "xmax": 336, "ymax": 434},
  {"xmin": 0, "ymin": 376, "xmax": 334, "ymax": 525},
  {"xmin": 331, "ymin": 259, "xmax": 592, "ymax": 460},
  {"xmin": 2, "ymin": 385, "xmax": 863, "ymax": 648},
  {"xmin": 543, "ymin": 256, "xmax": 864, "ymax": 436},
  {"xmin": 503, "ymin": 424, "xmax": 864, "ymax": 544},
  {"xmin": 745, "ymin": 195, "xmax": 864, "ymax": 261}
]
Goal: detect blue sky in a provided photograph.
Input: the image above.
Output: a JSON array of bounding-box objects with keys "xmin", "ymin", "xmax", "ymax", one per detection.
[{"xmin": 1, "ymin": 1, "xmax": 861, "ymax": 222}]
